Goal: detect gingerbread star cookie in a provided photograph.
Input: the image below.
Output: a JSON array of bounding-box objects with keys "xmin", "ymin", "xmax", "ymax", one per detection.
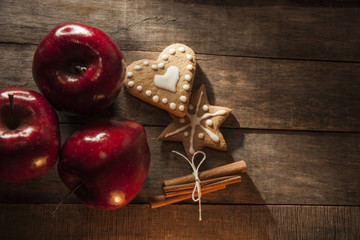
[
  {"xmin": 124, "ymin": 44, "xmax": 196, "ymax": 117},
  {"xmin": 159, "ymin": 85, "xmax": 232, "ymax": 158}
]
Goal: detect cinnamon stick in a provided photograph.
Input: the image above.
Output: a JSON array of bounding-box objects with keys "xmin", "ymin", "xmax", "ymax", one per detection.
[
  {"xmin": 164, "ymin": 175, "xmax": 242, "ymax": 198},
  {"xmin": 205, "ymin": 175, "xmax": 242, "ymax": 188},
  {"xmin": 163, "ymin": 175, "xmax": 238, "ymax": 193},
  {"xmin": 149, "ymin": 185, "xmax": 226, "ymax": 209},
  {"xmin": 163, "ymin": 160, "xmax": 247, "ymax": 187},
  {"xmin": 165, "ymin": 183, "xmax": 226, "ymax": 198}
]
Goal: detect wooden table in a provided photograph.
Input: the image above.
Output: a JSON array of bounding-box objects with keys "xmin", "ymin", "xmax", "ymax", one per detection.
[{"xmin": 1, "ymin": 1, "xmax": 360, "ymax": 239}]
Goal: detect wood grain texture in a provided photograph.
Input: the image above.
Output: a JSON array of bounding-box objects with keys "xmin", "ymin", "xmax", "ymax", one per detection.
[
  {"xmin": 1, "ymin": 45, "xmax": 360, "ymax": 131},
  {"xmin": 0, "ymin": 125, "xmax": 359, "ymax": 205},
  {"xmin": 0, "ymin": 204, "xmax": 359, "ymax": 240},
  {"xmin": 1, "ymin": 0, "xmax": 360, "ymax": 61},
  {"xmin": 1, "ymin": 1, "xmax": 359, "ymax": 239}
]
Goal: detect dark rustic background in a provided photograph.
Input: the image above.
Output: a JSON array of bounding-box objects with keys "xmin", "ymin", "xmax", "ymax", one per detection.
[{"xmin": 0, "ymin": 0, "xmax": 359, "ymax": 239}]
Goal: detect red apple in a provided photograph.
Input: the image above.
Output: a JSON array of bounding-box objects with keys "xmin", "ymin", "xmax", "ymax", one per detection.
[
  {"xmin": 32, "ymin": 23, "xmax": 126, "ymax": 114},
  {"xmin": 0, "ymin": 88, "xmax": 60, "ymax": 182},
  {"xmin": 58, "ymin": 118, "xmax": 151, "ymax": 209}
]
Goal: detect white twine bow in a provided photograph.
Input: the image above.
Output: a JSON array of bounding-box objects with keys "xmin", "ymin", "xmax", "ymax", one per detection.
[{"xmin": 172, "ymin": 150, "xmax": 207, "ymax": 221}]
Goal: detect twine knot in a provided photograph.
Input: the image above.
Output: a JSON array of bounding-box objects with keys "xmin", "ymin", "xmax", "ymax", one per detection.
[{"xmin": 172, "ymin": 150, "xmax": 207, "ymax": 221}]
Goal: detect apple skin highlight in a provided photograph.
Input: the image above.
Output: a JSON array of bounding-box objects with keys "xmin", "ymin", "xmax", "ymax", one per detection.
[
  {"xmin": 32, "ymin": 23, "xmax": 126, "ymax": 114},
  {"xmin": 0, "ymin": 88, "xmax": 60, "ymax": 183},
  {"xmin": 58, "ymin": 118, "xmax": 151, "ymax": 210}
]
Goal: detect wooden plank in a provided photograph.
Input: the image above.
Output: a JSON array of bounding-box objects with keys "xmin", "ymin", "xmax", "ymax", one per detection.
[
  {"xmin": 0, "ymin": 125, "xmax": 359, "ymax": 205},
  {"xmin": 1, "ymin": 45, "xmax": 360, "ymax": 131},
  {"xmin": 0, "ymin": 204, "xmax": 359, "ymax": 240},
  {"xmin": 1, "ymin": 1, "xmax": 360, "ymax": 61}
]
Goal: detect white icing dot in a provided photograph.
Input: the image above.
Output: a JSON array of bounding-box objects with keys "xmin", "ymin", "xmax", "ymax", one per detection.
[
  {"xmin": 134, "ymin": 65, "xmax": 142, "ymax": 70},
  {"xmin": 183, "ymin": 84, "xmax": 190, "ymax": 91},
  {"xmin": 162, "ymin": 98, "xmax": 168, "ymax": 104},
  {"xmin": 145, "ymin": 90, "xmax": 152, "ymax": 96},
  {"xmin": 198, "ymin": 133, "xmax": 204, "ymax": 139},
  {"xmin": 169, "ymin": 103, "xmax": 176, "ymax": 109},
  {"xmin": 158, "ymin": 62, "xmax": 165, "ymax": 69},
  {"xmin": 127, "ymin": 72, "xmax": 133, "ymax": 78},
  {"xmin": 128, "ymin": 81, "xmax": 134, "ymax": 87},
  {"xmin": 151, "ymin": 64, "xmax": 158, "ymax": 70},
  {"xmin": 136, "ymin": 86, "xmax": 143, "ymax": 91},
  {"xmin": 179, "ymin": 118, "xmax": 186, "ymax": 124},
  {"xmin": 143, "ymin": 61, "xmax": 149, "ymax": 66},
  {"xmin": 179, "ymin": 105, "xmax": 185, "ymax": 111},
  {"xmin": 189, "ymin": 104, "xmax": 194, "ymax": 110},
  {"xmin": 152, "ymin": 95, "xmax": 159, "ymax": 102},
  {"xmin": 162, "ymin": 54, "xmax": 169, "ymax": 60},
  {"xmin": 169, "ymin": 48, "xmax": 176, "ymax": 55},
  {"xmin": 179, "ymin": 47, "xmax": 185, "ymax": 53},
  {"xmin": 180, "ymin": 96, "xmax": 187, "ymax": 102},
  {"xmin": 184, "ymin": 131, "xmax": 189, "ymax": 137},
  {"xmin": 206, "ymin": 119, "xmax": 213, "ymax": 126},
  {"xmin": 187, "ymin": 64, "xmax": 193, "ymax": 70},
  {"xmin": 185, "ymin": 74, "xmax": 191, "ymax": 81},
  {"xmin": 186, "ymin": 54, "xmax": 192, "ymax": 60},
  {"xmin": 202, "ymin": 105, "xmax": 209, "ymax": 112}
]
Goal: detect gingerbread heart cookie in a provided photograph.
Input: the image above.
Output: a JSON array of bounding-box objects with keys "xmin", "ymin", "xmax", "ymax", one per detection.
[{"xmin": 124, "ymin": 44, "xmax": 196, "ymax": 117}]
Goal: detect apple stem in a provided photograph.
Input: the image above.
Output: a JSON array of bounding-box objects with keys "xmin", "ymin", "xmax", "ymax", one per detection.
[
  {"xmin": 51, "ymin": 183, "xmax": 82, "ymax": 217},
  {"xmin": 7, "ymin": 93, "xmax": 17, "ymax": 129},
  {"xmin": 8, "ymin": 93, "xmax": 14, "ymax": 111},
  {"xmin": 75, "ymin": 65, "xmax": 87, "ymax": 73}
]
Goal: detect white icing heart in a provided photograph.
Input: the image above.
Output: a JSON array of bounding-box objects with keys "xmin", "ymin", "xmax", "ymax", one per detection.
[{"xmin": 154, "ymin": 66, "xmax": 180, "ymax": 93}]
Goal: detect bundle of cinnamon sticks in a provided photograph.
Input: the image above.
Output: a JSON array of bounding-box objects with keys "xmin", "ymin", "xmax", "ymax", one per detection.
[{"xmin": 149, "ymin": 160, "xmax": 247, "ymax": 208}]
